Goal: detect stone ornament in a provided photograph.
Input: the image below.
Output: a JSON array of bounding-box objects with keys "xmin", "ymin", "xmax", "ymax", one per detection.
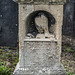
[{"xmin": 35, "ymin": 12, "xmax": 54, "ymax": 38}]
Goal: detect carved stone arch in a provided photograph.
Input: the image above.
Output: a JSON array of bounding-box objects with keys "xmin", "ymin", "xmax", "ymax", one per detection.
[{"xmin": 26, "ymin": 10, "xmax": 56, "ymax": 38}]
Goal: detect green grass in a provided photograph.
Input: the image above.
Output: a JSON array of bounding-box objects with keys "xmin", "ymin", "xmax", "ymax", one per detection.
[
  {"xmin": 0, "ymin": 62, "xmax": 11, "ymax": 75},
  {"xmin": 0, "ymin": 46, "xmax": 19, "ymax": 74},
  {"xmin": 62, "ymin": 43, "xmax": 75, "ymax": 53},
  {"xmin": 67, "ymin": 71, "xmax": 75, "ymax": 75}
]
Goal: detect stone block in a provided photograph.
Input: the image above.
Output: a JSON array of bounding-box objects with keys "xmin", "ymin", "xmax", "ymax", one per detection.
[{"xmin": 14, "ymin": 39, "xmax": 67, "ymax": 75}]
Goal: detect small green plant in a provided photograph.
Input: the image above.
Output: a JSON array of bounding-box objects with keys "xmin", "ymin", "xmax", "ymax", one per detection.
[
  {"xmin": 0, "ymin": 49, "xmax": 2, "ymax": 51},
  {"xmin": 1, "ymin": 54, "xmax": 7, "ymax": 59},
  {"xmin": 66, "ymin": 47, "xmax": 74, "ymax": 53},
  {"xmin": 0, "ymin": 62, "xmax": 4, "ymax": 66},
  {"xmin": 67, "ymin": 71, "xmax": 75, "ymax": 75},
  {"xmin": 0, "ymin": 62, "xmax": 11, "ymax": 75},
  {"xmin": 3, "ymin": 46, "xmax": 7, "ymax": 50}
]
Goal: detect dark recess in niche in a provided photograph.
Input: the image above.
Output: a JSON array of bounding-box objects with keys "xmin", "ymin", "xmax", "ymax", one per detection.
[{"xmin": 26, "ymin": 10, "xmax": 56, "ymax": 37}]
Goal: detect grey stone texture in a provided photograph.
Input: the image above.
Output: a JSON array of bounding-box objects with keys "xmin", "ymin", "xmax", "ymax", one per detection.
[
  {"xmin": 14, "ymin": 39, "xmax": 66, "ymax": 75},
  {"xmin": 14, "ymin": 63, "xmax": 66, "ymax": 75},
  {"xmin": 18, "ymin": 5, "xmax": 63, "ymax": 55},
  {"xmin": 13, "ymin": 1, "xmax": 67, "ymax": 75},
  {"xmin": 63, "ymin": 2, "xmax": 75, "ymax": 37},
  {"xmin": 13, "ymin": 0, "xmax": 66, "ymax": 4}
]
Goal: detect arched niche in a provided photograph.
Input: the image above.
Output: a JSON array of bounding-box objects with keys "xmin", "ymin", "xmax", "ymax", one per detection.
[{"xmin": 26, "ymin": 10, "xmax": 56, "ymax": 38}]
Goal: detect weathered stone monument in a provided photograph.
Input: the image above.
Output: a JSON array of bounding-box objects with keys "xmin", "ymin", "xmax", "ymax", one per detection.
[{"xmin": 13, "ymin": 0, "xmax": 67, "ymax": 75}]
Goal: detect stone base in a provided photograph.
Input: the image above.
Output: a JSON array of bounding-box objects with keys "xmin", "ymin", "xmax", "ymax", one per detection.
[
  {"xmin": 13, "ymin": 62, "xmax": 67, "ymax": 75},
  {"xmin": 13, "ymin": 39, "xmax": 67, "ymax": 75}
]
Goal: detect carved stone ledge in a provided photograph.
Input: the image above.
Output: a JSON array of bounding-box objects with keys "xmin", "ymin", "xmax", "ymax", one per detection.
[{"xmin": 13, "ymin": 0, "xmax": 67, "ymax": 5}]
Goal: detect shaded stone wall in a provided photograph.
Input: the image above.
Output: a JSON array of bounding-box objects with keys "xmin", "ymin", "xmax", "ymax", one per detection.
[
  {"xmin": 63, "ymin": 0, "xmax": 75, "ymax": 37},
  {"xmin": 0, "ymin": 0, "xmax": 18, "ymax": 46},
  {"xmin": 63, "ymin": 2, "xmax": 74, "ymax": 36}
]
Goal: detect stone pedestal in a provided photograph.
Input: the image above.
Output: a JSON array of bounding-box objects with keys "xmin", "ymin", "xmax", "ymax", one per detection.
[
  {"xmin": 14, "ymin": 39, "xmax": 66, "ymax": 75},
  {"xmin": 13, "ymin": 0, "xmax": 67, "ymax": 75},
  {"xmin": 14, "ymin": 63, "xmax": 66, "ymax": 75}
]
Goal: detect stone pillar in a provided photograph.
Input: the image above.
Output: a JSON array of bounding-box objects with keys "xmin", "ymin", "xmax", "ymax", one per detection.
[{"xmin": 13, "ymin": 0, "xmax": 67, "ymax": 75}]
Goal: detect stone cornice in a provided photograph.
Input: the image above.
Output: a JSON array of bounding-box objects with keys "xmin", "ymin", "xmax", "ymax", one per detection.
[{"xmin": 13, "ymin": 0, "xmax": 67, "ymax": 5}]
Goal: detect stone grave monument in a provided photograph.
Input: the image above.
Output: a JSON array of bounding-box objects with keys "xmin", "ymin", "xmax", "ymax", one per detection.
[{"xmin": 13, "ymin": 0, "xmax": 67, "ymax": 75}]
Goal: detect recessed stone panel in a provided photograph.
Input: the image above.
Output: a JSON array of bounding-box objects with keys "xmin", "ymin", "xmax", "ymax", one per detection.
[{"xmin": 20, "ymin": 40, "xmax": 59, "ymax": 67}]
